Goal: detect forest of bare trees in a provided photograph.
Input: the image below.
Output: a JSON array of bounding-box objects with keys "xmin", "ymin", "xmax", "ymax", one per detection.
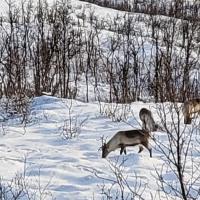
[{"xmin": 0, "ymin": 0, "xmax": 199, "ymax": 109}]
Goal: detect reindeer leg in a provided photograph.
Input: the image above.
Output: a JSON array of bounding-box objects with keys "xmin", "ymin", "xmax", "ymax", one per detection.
[
  {"xmin": 184, "ymin": 112, "xmax": 192, "ymax": 124},
  {"xmin": 120, "ymin": 146, "xmax": 123, "ymax": 155},
  {"xmin": 120, "ymin": 145, "xmax": 126, "ymax": 155},
  {"xmin": 147, "ymin": 144, "xmax": 152, "ymax": 158},
  {"xmin": 142, "ymin": 141, "xmax": 152, "ymax": 158},
  {"xmin": 124, "ymin": 147, "xmax": 127, "ymax": 155},
  {"xmin": 184, "ymin": 116, "xmax": 192, "ymax": 124},
  {"xmin": 138, "ymin": 145, "xmax": 144, "ymax": 153},
  {"xmin": 149, "ymin": 148, "xmax": 152, "ymax": 158}
]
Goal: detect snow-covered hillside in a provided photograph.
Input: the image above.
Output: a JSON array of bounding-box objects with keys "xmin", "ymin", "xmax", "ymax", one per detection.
[
  {"xmin": 0, "ymin": 95, "xmax": 153, "ymax": 199},
  {"xmin": 0, "ymin": 0, "xmax": 200, "ymax": 199},
  {"xmin": 0, "ymin": 95, "xmax": 199, "ymax": 199}
]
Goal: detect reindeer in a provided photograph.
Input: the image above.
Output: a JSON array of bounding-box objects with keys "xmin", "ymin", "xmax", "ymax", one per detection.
[
  {"xmin": 182, "ymin": 98, "xmax": 200, "ymax": 124},
  {"xmin": 102, "ymin": 129, "xmax": 152, "ymax": 158},
  {"xmin": 139, "ymin": 108, "xmax": 159, "ymax": 132}
]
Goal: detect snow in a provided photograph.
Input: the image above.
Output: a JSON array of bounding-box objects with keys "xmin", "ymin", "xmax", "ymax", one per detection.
[
  {"xmin": 0, "ymin": 95, "xmax": 199, "ymax": 199},
  {"xmin": 0, "ymin": 96, "xmax": 154, "ymax": 199}
]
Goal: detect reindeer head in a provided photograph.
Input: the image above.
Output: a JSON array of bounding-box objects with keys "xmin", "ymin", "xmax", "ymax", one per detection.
[
  {"xmin": 100, "ymin": 136, "xmax": 109, "ymax": 158},
  {"xmin": 102, "ymin": 143, "xmax": 109, "ymax": 158}
]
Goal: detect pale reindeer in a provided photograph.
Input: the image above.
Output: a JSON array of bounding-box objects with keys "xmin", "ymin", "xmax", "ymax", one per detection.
[
  {"xmin": 182, "ymin": 98, "xmax": 200, "ymax": 124},
  {"xmin": 139, "ymin": 108, "xmax": 159, "ymax": 132},
  {"xmin": 102, "ymin": 129, "xmax": 152, "ymax": 158}
]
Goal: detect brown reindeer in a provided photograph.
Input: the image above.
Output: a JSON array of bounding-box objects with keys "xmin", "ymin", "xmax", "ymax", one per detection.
[
  {"xmin": 102, "ymin": 129, "xmax": 152, "ymax": 158},
  {"xmin": 182, "ymin": 98, "xmax": 200, "ymax": 124},
  {"xmin": 139, "ymin": 108, "xmax": 160, "ymax": 132}
]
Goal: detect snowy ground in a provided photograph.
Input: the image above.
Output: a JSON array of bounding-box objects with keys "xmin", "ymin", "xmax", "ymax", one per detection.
[
  {"xmin": 0, "ymin": 0, "xmax": 199, "ymax": 199},
  {"xmin": 0, "ymin": 96, "xmax": 158, "ymax": 199},
  {"xmin": 0, "ymin": 95, "xmax": 199, "ymax": 199}
]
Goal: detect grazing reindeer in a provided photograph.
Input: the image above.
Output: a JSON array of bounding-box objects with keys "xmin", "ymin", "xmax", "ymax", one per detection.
[
  {"xmin": 102, "ymin": 129, "xmax": 152, "ymax": 158},
  {"xmin": 139, "ymin": 108, "xmax": 159, "ymax": 132},
  {"xmin": 182, "ymin": 98, "xmax": 200, "ymax": 124}
]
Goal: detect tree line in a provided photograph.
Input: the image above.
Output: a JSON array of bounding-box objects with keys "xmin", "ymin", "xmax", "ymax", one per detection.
[{"xmin": 0, "ymin": 0, "xmax": 199, "ymax": 114}]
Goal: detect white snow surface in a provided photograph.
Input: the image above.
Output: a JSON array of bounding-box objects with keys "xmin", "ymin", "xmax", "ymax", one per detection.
[
  {"xmin": 0, "ymin": 95, "xmax": 199, "ymax": 200},
  {"xmin": 0, "ymin": 95, "xmax": 157, "ymax": 199}
]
